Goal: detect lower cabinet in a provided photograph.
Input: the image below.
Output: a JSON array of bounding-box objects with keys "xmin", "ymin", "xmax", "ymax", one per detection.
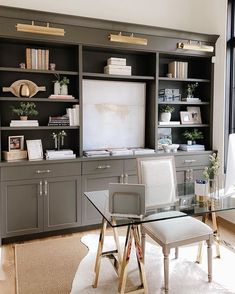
[{"xmin": 1, "ymin": 176, "xmax": 81, "ymax": 238}]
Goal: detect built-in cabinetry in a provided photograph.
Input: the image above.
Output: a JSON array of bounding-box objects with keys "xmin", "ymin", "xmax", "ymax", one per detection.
[
  {"xmin": 1, "ymin": 162, "xmax": 81, "ymax": 237},
  {"xmin": 0, "ymin": 6, "xmax": 218, "ymax": 241}
]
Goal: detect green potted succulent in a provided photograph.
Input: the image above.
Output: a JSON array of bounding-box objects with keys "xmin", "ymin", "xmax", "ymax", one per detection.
[
  {"xmin": 183, "ymin": 128, "xmax": 203, "ymax": 145},
  {"xmin": 159, "ymin": 105, "xmax": 175, "ymax": 122},
  {"xmin": 11, "ymin": 102, "xmax": 38, "ymax": 120}
]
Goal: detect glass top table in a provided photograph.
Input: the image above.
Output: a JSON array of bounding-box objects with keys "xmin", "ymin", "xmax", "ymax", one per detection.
[
  {"xmin": 84, "ymin": 183, "xmax": 235, "ymax": 228},
  {"xmin": 86, "ymin": 183, "xmax": 235, "ymax": 293}
]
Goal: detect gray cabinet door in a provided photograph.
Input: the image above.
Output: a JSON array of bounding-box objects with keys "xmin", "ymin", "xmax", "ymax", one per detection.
[
  {"xmin": 1, "ymin": 179, "xmax": 43, "ymax": 237},
  {"xmin": 43, "ymin": 176, "xmax": 81, "ymax": 231},
  {"xmin": 82, "ymin": 173, "xmax": 121, "ymax": 225}
]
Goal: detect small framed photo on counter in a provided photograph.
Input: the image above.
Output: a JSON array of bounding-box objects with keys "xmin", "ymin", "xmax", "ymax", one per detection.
[
  {"xmin": 26, "ymin": 139, "xmax": 43, "ymax": 161},
  {"xmin": 8, "ymin": 135, "xmax": 24, "ymax": 151},
  {"xmin": 180, "ymin": 111, "xmax": 194, "ymax": 125}
]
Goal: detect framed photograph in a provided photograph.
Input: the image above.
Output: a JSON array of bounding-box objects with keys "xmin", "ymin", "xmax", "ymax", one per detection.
[
  {"xmin": 187, "ymin": 106, "xmax": 202, "ymax": 124},
  {"xmin": 26, "ymin": 139, "xmax": 43, "ymax": 161},
  {"xmin": 8, "ymin": 135, "xmax": 24, "ymax": 151},
  {"xmin": 180, "ymin": 111, "xmax": 194, "ymax": 125}
]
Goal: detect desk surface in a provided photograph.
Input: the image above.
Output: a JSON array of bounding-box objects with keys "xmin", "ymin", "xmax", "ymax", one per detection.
[{"xmin": 84, "ymin": 183, "xmax": 235, "ymax": 227}]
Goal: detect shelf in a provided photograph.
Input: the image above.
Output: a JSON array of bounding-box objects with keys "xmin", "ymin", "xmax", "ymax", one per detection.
[
  {"xmin": 0, "ymin": 97, "xmax": 79, "ymax": 103},
  {"xmin": 158, "ymin": 101, "xmax": 210, "ymax": 105},
  {"xmin": 1, "ymin": 126, "xmax": 79, "ymax": 130},
  {"xmin": 0, "ymin": 67, "xmax": 79, "ymax": 75},
  {"xmin": 83, "ymin": 72, "xmax": 155, "ymax": 81},
  {"xmin": 158, "ymin": 124, "xmax": 209, "ymax": 128},
  {"xmin": 158, "ymin": 77, "xmax": 210, "ymax": 83}
]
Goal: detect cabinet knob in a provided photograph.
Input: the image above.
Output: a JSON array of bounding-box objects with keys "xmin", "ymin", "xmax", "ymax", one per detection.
[
  {"xmin": 96, "ymin": 165, "xmax": 111, "ymax": 169},
  {"xmin": 124, "ymin": 173, "xmax": 129, "ymax": 184},
  {"xmin": 120, "ymin": 174, "xmax": 124, "ymax": 184},
  {"xmin": 36, "ymin": 169, "xmax": 51, "ymax": 174}
]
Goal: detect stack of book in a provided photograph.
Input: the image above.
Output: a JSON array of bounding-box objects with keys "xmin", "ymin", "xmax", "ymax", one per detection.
[
  {"xmin": 48, "ymin": 116, "xmax": 69, "ymax": 126},
  {"xmin": 26, "ymin": 48, "xmax": 49, "ymax": 70},
  {"xmin": 131, "ymin": 148, "xmax": 156, "ymax": 155},
  {"xmin": 104, "ymin": 57, "xmax": 131, "ymax": 75},
  {"xmin": 168, "ymin": 61, "xmax": 188, "ymax": 79},
  {"xmin": 158, "ymin": 121, "xmax": 180, "ymax": 126},
  {"xmin": 66, "ymin": 105, "xmax": 79, "ymax": 126},
  {"xmin": 10, "ymin": 120, "xmax": 39, "ymax": 127},
  {"xmin": 48, "ymin": 95, "xmax": 75, "ymax": 100},
  {"xmin": 181, "ymin": 97, "xmax": 201, "ymax": 102},
  {"xmin": 179, "ymin": 144, "xmax": 205, "ymax": 151},
  {"xmin": 108, "ymin": 148, "xmax": 133, "ymax": 156},
  {"xmin": 83, "ymin": 150, "xmax": 110, "ymax": 157},
  {"xmin": 45, "ymin": 149, "xmax": 76, "ymax": 160}
]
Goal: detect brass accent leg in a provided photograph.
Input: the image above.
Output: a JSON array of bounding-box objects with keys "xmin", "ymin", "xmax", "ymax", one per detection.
[
  {"xmin": 112, "ymin": 217, "xmax": 122, "ymax": 265},
  {"xmin": 207, "ymin": 237, "xmax": 213, "ymax": 282},
  {"xmin": 141, "ymin": 227, "xmax": 146, "ymax": 262},
  {"xmin": 93, "ymin": 218, "xmax": 107, "ymax": 288},
  {"xmin": 118, "ymin": 224, "xmax": 148, "ymax": 294},
  {"xmin": 196, "ymin": 214, "xmax": 207, "ymax": 264}
]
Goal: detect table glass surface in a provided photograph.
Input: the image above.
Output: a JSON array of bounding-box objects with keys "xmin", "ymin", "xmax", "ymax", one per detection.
[{"xmin": 84, "ymin": 183, "xmax": 235, "ymax": 228}]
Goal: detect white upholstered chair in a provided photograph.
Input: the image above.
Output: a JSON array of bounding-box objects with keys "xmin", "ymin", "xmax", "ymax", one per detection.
[{"xmin": 137, "ymin": 156, "xmax": 213, "ymax": 293}]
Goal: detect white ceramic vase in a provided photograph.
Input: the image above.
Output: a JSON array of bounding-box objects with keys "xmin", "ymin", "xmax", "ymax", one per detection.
[
  {"xmin": 60, "ymin": 84, "xmax": 68, "ymax": 95},
  {"xmin": 160, "ymin": 112, "xmax": 171, "ymax": 122},
  {"xmin": 54, "ymin": 81, "xmax": 60, "ymax": 95}
]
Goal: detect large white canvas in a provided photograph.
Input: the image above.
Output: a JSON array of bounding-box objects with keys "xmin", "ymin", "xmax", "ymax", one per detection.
[{"xmin": 83, "ymin": 79, "xmax": 146, "ymax": 150}]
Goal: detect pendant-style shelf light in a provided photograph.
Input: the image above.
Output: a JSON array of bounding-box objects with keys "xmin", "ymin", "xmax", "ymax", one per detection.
[
  {"xmin": 108, "ymin": 32, "xmax": 148, "ymax": 46},
  {"xmin": 16, "ymin": 21, "xmax": 65, "ymax": 36},
  {"xmin": 177, "ymin": 41, "xmax": 214, "ymax": 52}
]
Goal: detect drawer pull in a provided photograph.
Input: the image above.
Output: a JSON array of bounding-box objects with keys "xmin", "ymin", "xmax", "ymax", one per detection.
[
  {"xmin": 36, "ymin": 169, "xmax": 51, "ymax": 174},
  {"xmin": 184, "ymin": 160, "xmax": 196, "ymax": 164},
  {"xmin": 97, "ymin": 165, "xmax": 111, "ymax": 169},
  {"xmin": 39, "ymin": 180, "xmax": 43, "ymax": 196}
]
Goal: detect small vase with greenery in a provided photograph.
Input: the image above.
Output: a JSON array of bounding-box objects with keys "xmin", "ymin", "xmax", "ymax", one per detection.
[
  {"xmin": 183, "ymin": 128, "xmax": 203, "ymax": 145},
  {"xmin": 159, "ymin": 105, "xmax": 175, "ymax": 122},
  {"xmin": 11, "ymin": 102, "xmax": 38, "ymax": 120},
  {"xmin": 60, "ymin": 77, "xmax": 70, "ymax": 95},
  {"xmin": 187, "ymin": 82, "xmax": 198, "ymax": 98}
]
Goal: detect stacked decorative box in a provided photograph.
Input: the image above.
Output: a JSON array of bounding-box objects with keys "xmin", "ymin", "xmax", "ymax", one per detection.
[{"xmin": 104, "ymin": 57, "xmax": 131, "ymax": 75}]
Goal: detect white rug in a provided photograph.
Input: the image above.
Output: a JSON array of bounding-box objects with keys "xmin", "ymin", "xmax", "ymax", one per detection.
[{"xmin": 71, "ymin": 234, "xmax": 235, "ymax": 294}]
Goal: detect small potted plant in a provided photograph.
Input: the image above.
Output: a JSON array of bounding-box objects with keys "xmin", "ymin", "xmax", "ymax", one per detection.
[
  {"xmin": 159, "ymin": 105, "xmax": 175, "ymax": 122},
  {"xmin": 11, "ymin": 102, "xmax": 38, "ymax": 120},
  {"xmin": 187, "ymin": 82, "xmax": 198, "ymax": 98},
  {"xmin": 183, "ymin": 128, "xmax": 203, "ymax": 145}
]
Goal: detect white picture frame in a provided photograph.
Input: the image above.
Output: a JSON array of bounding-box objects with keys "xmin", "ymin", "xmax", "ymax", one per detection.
[
  {"xmin": 8, "ymin": 135, "xmax": 24, "ymax": 151},
  {"xmin": 26, "ymin": 139, "xmax": 43, "ymax": 161},
  {"xmin": 187, "ymin": 106, "xmax": 202, "ymax": 124}
]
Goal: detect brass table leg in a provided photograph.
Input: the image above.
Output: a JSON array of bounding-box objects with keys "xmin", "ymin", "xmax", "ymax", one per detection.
[
  {"xmin": 93, "ymin": 218, "xmax": 107, "ymax": 288},
  {"xmin": 118, "ymin": 224, "xmax": 148, "ymax": 294}
]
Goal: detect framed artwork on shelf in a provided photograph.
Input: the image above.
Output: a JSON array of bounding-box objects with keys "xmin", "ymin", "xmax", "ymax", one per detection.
[
  {"xmin": 8, "ymin": 135, "xmax": 24, "ymax": 151},
  {"xmin": 187, "ymin": 106, "xmax": 202, "ymax": 124},
  {"xmin": 26, "ymin": 139, "xmax": 43, "ymax": 161},
  {"xmin": 180, "ymin": 111, "xmax": 194, "ymax": 125}
]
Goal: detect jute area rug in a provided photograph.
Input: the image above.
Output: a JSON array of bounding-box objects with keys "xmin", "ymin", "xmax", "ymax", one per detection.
[
  {"xmin": 15, "ymin": 234, "xmax": 88, "ymax": 294},
  {"xmin": 71, "ymin": 234, "xmax": 235, "ymax": 294}
]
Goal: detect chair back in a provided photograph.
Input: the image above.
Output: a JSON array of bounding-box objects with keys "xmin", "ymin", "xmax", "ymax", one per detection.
[{"xmin": 137, "ymin": 156, "xmax": 178, "ymax": 208}]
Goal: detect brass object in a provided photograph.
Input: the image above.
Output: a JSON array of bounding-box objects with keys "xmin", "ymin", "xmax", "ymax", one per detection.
[
  {"xmin": 93, "ymin": 217, "xmax": 148, "ymax": 293},
  {"xmin": 3, "ymin": 80, "xmax": 46, "ymax": 98},
  {"xmin": 16, "ymin": 21, "xmax": 65, "ymax": 36},
  {"xmin": 177, "ymin": 41, "xmax": 214, "ymax": 52},
  {"xmin": 108, "ymin": 32, "xmax": 148, "ymax": 46}
]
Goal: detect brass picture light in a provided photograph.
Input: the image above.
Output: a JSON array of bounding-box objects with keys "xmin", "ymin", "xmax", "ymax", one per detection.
[
  {"xmin": 108, "ymin": 32, "xmax": 148, "ymax": 46},
  {"xmin": 16, "ymin": 21, "xmax": 65, "ymax": 36},
  {"xmin": 177, "ymin": 41, "xmax": 214, "ymax": 52}
]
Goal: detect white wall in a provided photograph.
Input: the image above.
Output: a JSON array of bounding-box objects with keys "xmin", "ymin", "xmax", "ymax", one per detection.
[{"xmin": 0, "ymin": 0, "xmax": 232, "ymax": 222}]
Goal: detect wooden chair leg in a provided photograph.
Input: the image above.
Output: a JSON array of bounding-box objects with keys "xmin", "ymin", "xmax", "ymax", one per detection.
[
  {"xmin": 141, "ymin": 226, "xmax": 146, "ymax": 262},
  {"xmin": 206, "ymin": 237, "xmax": 212, "ymax": 283},
  {"xmin": 163, "ymin": 247, "xmax": 170, "ymax": 293}
]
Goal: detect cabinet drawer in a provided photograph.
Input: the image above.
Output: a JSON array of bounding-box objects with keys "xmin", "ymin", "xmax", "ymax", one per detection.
[
  {"xmin": 1, "ymin": 162, "xmax": 81, "ymax": 181},
  {"xmin": 82, "ymin": 160, "xmax": 123, "ymax": 175},
  {"xmin": 175, "ymin": 154, "xmax": 210, "ymax": 168}
]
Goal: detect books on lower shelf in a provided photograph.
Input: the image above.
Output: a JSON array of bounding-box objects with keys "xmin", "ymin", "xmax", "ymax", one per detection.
[
  {"xmin": 104, "ymin": 57, "xmax": 131, "ymax": 75},
  {"xmin": 83, "ymin": 148, "xmax": 156, "ymax": 157},
  {"xmin": 181, "ymin": 97, "xmax": 201, "ymax": 102},
  {"xmin": 108, "ymin": 148, "xmax": 133, "ymax": 156},
  {"xmin": 26, "ymin": 48, "xmax": 49, "ymax": 70},
  {"xmin": 179, "ymin": 144, "xmax": 205, "ymax": 151},
  {"xmin": 131, "ymin": 148, "xmax": 156, "ymax": 155},
  {"xmin": 48, "ymin": 116, "xmax": 69, "ymax": 126},
  {"xmin": 66, "ymin": 105, "xmax": 79, "ymax": 126},
  {"xmin": 83, "ymin": 150, "xmax": 110, "ymax": 157},
  {"xmin": 10, "ymin": 120, "xmax": 39, "ymax": 127},
  {"xmin": 158, "ymin": 121, "xmax": 181, "ymax": 126},
  {"xmin": 45, "ymin": 149, "xmax": 76, "ymax": 160}
]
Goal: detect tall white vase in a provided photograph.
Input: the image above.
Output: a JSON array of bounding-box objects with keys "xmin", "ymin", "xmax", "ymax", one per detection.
[
  {"xmin": 54, "ymin": 81, "xmax": 60, "ymax": 95},
  {"xmin": 60, "ymin": 84, "xmax": 68, "ymax": 95}
]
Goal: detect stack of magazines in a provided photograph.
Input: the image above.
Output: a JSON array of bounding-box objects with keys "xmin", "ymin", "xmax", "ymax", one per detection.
[
  {"xmin": 48, "ymin": 116, "xmax": 69, "ymax": 126},
  {"xmin": 45, "ymin": 149, "xmax": 76, "ymax": 160},
  {"xmin": 83, "ymin": 150, "xmax": 110, "ymax": 157},
  {"xmin": 179, "ymin": 144, "xmax": 205, "ymax": 151}
]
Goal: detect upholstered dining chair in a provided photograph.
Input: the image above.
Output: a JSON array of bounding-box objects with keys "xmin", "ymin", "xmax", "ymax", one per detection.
[{"xmin": 137, "ymin": 156, "xmax": 213, "ymax": 293}]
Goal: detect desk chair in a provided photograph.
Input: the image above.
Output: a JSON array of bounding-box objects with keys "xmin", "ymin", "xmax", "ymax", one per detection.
[{"xmin": 137, "ymin": 156, "xmax": 213, "ymax": 293}]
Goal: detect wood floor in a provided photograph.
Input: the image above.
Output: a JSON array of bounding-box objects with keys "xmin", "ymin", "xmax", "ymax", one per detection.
[{"xmin": 0, "ymin": 218, "xmax": 235, "ymax": 294}]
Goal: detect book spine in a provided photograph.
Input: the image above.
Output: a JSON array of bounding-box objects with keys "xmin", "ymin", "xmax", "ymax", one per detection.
[
  {"xmin": 26, "ymin": 48, "xmax": 32, "ymax": 69},
  {"xmin": 66, "ymin": 108, "xmax": 74, "ymax": 126},
  {"xmin": 45, "ymin": 49, "xmax": 49, "ymax": 70},
  {"xmin": 73, "ymin": 104, "xmax": 80, "ymax": 126}
]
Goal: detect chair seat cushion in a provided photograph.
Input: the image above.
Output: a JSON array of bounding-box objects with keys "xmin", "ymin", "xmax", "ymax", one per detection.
[{"xmin": 143, "ymin": 215, "xmax": 213, "ymax": 244}]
